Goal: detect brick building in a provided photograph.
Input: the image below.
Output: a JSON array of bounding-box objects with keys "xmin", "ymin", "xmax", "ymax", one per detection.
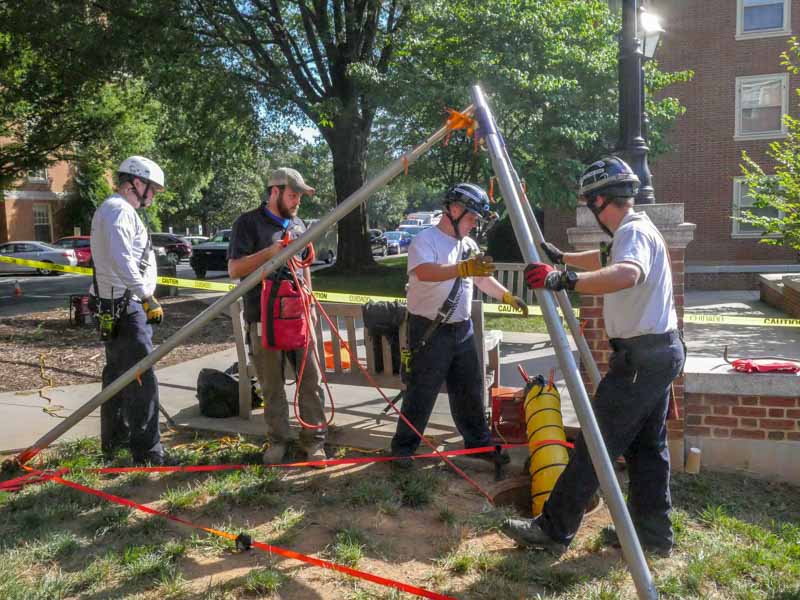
[
  {"xmin": 1, "ymin": 161, "xmax": 73, "ymax": 244},
  {"xmin": 545, "ymin": 0, "xmax": 800, "ymax": 289}
]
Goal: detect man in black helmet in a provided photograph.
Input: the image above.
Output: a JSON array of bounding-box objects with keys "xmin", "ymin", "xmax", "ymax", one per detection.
[
  {"xmin": 502, "ymin": 156, "xmax": 685, "ymax": 556},
  {"xmin": 390, "ymin": 183, "xmax": 528, "ymax": 469}
]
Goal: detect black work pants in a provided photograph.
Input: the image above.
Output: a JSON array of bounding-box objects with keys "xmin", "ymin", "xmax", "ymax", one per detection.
[
  {"xmin": 538, "ymin": 331, "xmax": 684, "ymax": 550},
  {"xmin": 391, "ymin": 314, "xmax": 490, "ymax": 456},
  {"xmin": 100, "ymin": 302, "xmax": 163, "ymax": 463}
]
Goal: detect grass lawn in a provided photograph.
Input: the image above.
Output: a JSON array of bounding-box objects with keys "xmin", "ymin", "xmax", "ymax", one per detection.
[
  {"xmin": 1, "ymin": 436, "xmax": 798, "ymax": 599},
  {"xmin": 315, "ymin": 256, "xmax": 552, "ymax": 334}
]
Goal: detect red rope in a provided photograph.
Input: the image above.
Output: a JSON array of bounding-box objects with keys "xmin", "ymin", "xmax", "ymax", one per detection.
[
  {"xmin": 311, "ymin": 295, "xmax": 497, "ymax": 505},
  {"xmin": 38, "ymin": 470, "xmax": 455, "ymax": 600}
]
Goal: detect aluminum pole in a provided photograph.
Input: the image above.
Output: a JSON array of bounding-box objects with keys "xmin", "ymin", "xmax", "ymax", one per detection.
[
  {"xmin": 12, "ymin": 106, "xmax": 474, "ymax": 466},
  {"xmin": 506, "ymin": 159, "xmax": 601, "ymax": 387},
  {"xmin": 470, "ymin": 86, "xmax": 657, "ymax": 600}
]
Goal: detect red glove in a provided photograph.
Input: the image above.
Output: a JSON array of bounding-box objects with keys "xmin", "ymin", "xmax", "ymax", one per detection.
[{"xmin": 524, "ymin": 262, "xmax": 556, "ymax": 289}]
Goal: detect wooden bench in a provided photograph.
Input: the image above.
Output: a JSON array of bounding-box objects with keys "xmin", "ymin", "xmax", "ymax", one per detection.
[{"xmin": 230, "ymin": 299, "xmax": 503, "ymax": 420}]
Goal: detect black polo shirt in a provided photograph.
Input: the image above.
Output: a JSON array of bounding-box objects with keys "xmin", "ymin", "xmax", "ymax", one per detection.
[{"xmin": 228, "ymin": 204, "xmax": 307, "ymax": 323}]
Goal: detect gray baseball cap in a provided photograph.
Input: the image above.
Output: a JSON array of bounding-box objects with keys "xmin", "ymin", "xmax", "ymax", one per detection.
[{"xmin": 267, "ymin": 167, "xmax": 315, "ymax": 195}]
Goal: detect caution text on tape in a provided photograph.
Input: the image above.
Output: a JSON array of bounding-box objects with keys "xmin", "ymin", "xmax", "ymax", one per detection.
[{"xmin": 3, "ymin": 255, "xmax": 798, "ymax": 327}]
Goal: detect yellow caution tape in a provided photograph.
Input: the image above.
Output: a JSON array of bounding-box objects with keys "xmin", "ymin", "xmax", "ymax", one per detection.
[
  {"xmin": 683, "ymin": 313, "xmax": 800, "ymax": 328},
  {"xmin": 3, "ymin": 255, "xmax": 798, "ymax": 327},
  {"xmin": 0, "ymin": 255, "xmax": 95, "ymax": 276}
]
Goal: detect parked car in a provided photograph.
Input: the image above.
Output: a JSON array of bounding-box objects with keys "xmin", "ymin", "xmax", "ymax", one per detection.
[
  {"xmin": 183, "ymin": 235, "xmax": 210, "ymax": 246},
  {"xmin": 370, "ymin": 229, "xmax": 388, "ymax": 257},
  {"xmin": 383, "ymin": 230, "xmax": 412, "ymax": 255},
  {"xmin": 397, "ymin": 224, "xmax": 428, "ymax": 238},
  {"xmin": 53, "ymin": 235, "xmax": 92, "ymax": 266},
  {"xmin": 399, "ymin": 218, "xmax": 424, "ymax": 228},
  {"xmin": 189, "ymin": 229, "xmax": 231, "ymax": 278},
  {"xmin": 0, "ymin": 241, "xmax": 77, "ymax": 275},
  {"xmin": 304, "ymin": 219, "xmax": 338, "ymax": 264},
  {"xmin": 151, "ymin": 233, "xmax": 193, "ymax": 264},
  {"xmin": 406, "ymin": 211, "xmax": 442, "ymax": 226}
]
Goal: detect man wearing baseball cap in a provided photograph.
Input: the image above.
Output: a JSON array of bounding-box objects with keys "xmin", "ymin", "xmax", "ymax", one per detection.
[{"xmin": 228, "ymin": 167, "xmax": 327, "ymax": 465}]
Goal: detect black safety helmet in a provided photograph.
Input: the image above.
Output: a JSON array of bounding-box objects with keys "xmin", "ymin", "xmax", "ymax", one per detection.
[
  {"xmin": 444, "ymin": 183, "xmax": 493, "ymax": 220},
  {"xmin": 578, "ymin": 156, "xmax": 639, "ymax": 203}
]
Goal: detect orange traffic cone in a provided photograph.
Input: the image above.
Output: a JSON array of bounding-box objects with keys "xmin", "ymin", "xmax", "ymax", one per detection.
[{"xmin": 14, "ymin": 280, "xmax": 22, "ymax": 297}]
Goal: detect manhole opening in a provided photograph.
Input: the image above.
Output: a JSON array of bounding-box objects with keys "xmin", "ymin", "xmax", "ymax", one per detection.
[{"xmin": 492, "ymin": 476, "xmax": 602, "ymax": 518}]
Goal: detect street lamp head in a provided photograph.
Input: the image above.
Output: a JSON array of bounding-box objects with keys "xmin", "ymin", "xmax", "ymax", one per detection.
[{"xmin": 640, "ymin": 7, "xmax": 664, "ymax": 59}]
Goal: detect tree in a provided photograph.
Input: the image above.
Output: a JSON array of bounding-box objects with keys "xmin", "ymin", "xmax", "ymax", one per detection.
[
  {"xmin": 186, "ymin": 0, "xmax": 412, "ymax": 270},
  {"xmin": 738, "ymin": 39, "xmax": 800, "ymax": 252},
  {"xmin": 383, "ymin": 0, "xmax": 690, "ymax": 209}
]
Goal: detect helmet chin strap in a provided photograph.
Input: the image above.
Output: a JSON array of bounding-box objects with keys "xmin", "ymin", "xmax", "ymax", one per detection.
[
  {"xmin": 588, "ymin": 196, "xmax": 615, "ymax": 238},
  {"xmin": 130, "ymin": 179, "xmax": 153, "ymax": 208},
  {"xmin": 445, "ymin": 205, "xmax": 468, "ymax": 241}
]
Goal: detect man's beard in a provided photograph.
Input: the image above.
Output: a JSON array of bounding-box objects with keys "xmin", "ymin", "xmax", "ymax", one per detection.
[{"xmin": 277, "ymin": 192, "xmax": 298, "ymax": 219}]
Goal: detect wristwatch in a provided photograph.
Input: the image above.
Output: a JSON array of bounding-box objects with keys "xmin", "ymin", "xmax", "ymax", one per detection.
[{"xmin": 562, "ymin": 270, "xmax": 579, "ymax": 291}]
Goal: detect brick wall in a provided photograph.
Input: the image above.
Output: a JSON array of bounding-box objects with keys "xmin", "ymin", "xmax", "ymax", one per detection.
[
  {"xmin": 686, "ymin": 271, "xmax": 765, "ymax": 290},
  {"xmin": 579, "ymin": 247, "xmax": 687, "ymax": 410},
  {"xmin": 760, "ymin": 280, "xmax": 786, "ymax": 310},
  {"xmin": 785, "ymin": 283, "xmax": 800, "ymax": 317},
  {"xmin": 684, "ymin": 393, "xmax": 800, "ymax": 442},
  {"xmin": 648, "ymin": 0, "xmax": 798, "ymax": 266}
]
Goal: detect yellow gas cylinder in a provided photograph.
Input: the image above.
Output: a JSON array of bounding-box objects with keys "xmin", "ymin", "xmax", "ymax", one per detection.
[{"xmin": 524, "ymin": 374, "xmax": 569, "ymax": 516}]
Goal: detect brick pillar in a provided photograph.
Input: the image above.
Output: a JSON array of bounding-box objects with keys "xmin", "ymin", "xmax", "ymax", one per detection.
[{"xmin": 567, "ymin": 203, "xmax": 695, "ymax": 467}]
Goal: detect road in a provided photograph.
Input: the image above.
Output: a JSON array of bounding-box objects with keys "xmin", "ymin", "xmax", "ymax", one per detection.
[{"xmin": 0, "ymin": 260, "xmax": 335, "ymax": 317}]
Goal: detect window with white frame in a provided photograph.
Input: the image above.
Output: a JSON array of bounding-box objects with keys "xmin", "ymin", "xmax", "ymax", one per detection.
[
  {"xmin": 26, "ymin": 168, "xmax": 47, "ymax": 182},
  {"xmin": 32, "ymin": 204, "xmax": 52, "ymax": 243},
  {"xmin": 737, "ymin": 0, "xmax": 791, "ymax": 39},
  {"xmin": 732, "ymin": 178, "xmax": 782, "ymax": 237},
  {"xmin": 735, "ymin": 74, "xmax": 788, "ymax": 139}
]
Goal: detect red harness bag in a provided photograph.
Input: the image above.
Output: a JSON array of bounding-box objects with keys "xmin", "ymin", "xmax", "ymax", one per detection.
[
  {"xmin": 730, "ymin": 359, "xmax": 800, "ymax": 374},
  {"xmin": 260, "ymin": 270, "xmax": 308, "ymax": 351}
]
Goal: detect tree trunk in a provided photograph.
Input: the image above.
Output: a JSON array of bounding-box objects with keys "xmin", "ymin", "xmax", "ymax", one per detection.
[{"xmin": 328, "ymin": 122, "xmax": 375, "ymax": 271}]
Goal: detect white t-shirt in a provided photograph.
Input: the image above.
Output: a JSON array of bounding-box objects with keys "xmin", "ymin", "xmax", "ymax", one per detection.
[
  {"xmin": 406, "ymin": 226, "xmax": 479, "ymax": 322},
  {"xmin": 90, "ymin": 194, "xmax": 157, "ymax": 301},
  {"xmin": 603, "ymin": 212, "xmax": 677, "ymax": 339}
]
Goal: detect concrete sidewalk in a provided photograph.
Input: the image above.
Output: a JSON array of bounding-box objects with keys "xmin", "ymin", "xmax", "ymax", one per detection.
[
  {"xmin": 0, "ymin": 331, "xmax": 574, "ymax": 454},
  {"xmin": 2, "ymin": 289, "xmax": 796, "ymax": 455}
]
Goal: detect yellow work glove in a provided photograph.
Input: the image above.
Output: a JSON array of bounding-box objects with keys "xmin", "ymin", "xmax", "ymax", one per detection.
[
  {"xmin": 142, "ymin": 296, "xmax": 163, "ymax": 325},
  {"xmin": 456, "ymin": 253, "xmax": 495, "ymax": 278},
  {"xmin": 502, "ymin": 291, "xmax": 529, "ymax": 316}
]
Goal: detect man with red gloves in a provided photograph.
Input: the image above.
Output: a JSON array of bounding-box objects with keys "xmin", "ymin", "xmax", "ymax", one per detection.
[{"xmin": 502, "ymin": 156, "xmax": 685, "ymax": 557}]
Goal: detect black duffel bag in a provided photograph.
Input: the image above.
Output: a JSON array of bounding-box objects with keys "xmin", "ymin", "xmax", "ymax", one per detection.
[
  {"xmin": 197, "ymin": 367, "xmax": 262, "ymax": 418},
  {"xmin": 362, "ymin": 300, "xmax": 406, "ymax": 374}
]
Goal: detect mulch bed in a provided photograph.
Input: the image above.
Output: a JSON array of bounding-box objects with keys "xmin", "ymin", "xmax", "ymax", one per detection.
[{"xmin": 0, "ymin": 297, "xmax": 234, "ymax": 393}]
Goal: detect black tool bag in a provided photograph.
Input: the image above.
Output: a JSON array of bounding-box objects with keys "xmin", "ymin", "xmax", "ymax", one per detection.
[
  {"xmin": 197, "ymin": 367, "xmax": 263, "ymax": 418},
  {"xmin": 362, "ymin": 300, "xmax": 406, "ymax": 374}
]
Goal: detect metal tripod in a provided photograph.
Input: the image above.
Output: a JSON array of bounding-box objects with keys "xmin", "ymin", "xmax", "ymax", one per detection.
[{"xmin": 470, "ymin": 85, "xmax": 658, "ymax": 600}]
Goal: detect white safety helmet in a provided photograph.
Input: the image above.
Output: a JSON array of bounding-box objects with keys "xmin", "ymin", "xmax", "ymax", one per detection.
[{"xmin": 118, "ymin": 156, "xmax": 165, "ymax": 191}]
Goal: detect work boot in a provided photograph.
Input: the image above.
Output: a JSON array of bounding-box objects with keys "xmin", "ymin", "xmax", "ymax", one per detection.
[
  {"xmin": 262, "ymin": 443, "xmax": 287, "ymax": 465},
  {"xmin": 390, "ymin": 454, "xmax": 414, "ymax": 471},
  {"xmin": 469, "ymin": 448, "xmax": 511, "ymax": 465},
  {"xmin": 133, "ymin": 451, "xmax": 178, "ymax": 467},
  {"xmin": 600, "ymin": 525, "xmax": 672, "ymax": 558},
  {"xmin": 501, "ymin": 518, "xmax": 567, "ymax": 554},
  {"xmin": 305, "ymin": 443, "xmax": 328, "ymax": 469}
]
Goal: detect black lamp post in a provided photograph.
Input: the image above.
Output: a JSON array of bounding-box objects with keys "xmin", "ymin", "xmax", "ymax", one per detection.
[{"xmin": 617, "ymin": 0, "xmax": 664, "ymax": 205}]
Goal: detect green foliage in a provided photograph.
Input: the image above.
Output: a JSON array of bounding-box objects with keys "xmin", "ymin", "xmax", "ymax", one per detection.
[
  {"xmin": 328, "ymin": 528, "xmax": 367, "ymax": 567},
  {"xmin": 738, "ymin": 39, "xmax": 800, "ymax": 251},
  {"xmin": 245, "ymin": 568, "xmax": 287, "ymax": 594},
  {"xmin": 385, "ymin": 0, "xmax": 690, "ymax": 208}
]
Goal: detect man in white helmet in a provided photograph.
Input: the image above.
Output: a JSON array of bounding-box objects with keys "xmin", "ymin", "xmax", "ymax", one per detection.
[{"xmin": 90, "ymin": 155, "xmax": 168, "ymax": 465}]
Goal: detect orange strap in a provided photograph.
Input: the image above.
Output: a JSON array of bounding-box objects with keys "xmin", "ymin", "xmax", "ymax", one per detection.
[{"xmin": 445, "ymin": 107, "xmax": 476, "ymax": 137}]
